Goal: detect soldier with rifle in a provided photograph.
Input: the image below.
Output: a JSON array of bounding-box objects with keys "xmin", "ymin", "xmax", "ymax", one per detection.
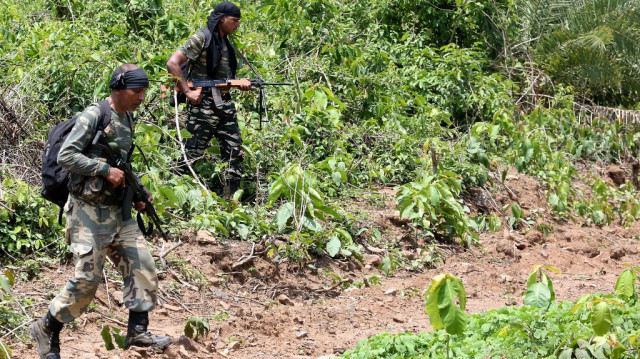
[
  {"xmin": 167, "ymin": 1, "xmax": 250, "ymax": 198},
  {"xmin": 31, "ymin": 64, "xmax": 172, "ymax": 358}
]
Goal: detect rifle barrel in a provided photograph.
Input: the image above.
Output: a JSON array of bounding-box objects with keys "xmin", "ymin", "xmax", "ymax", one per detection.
[{"xmin": 255, "ymin": 82, "xmax": 294, "ymax": 86}]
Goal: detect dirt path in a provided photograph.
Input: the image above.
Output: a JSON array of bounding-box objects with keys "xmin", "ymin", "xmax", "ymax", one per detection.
[{"xmin": 7, "ymin": 172, "xmax": 640, "ymax": 358}]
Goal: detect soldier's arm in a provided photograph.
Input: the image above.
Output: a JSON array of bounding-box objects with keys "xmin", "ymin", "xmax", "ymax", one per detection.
[
  {"xmin": 167, "ymin": 50, "xmax": 192, "ymax": 95},
  {"xmin": 168, "ymin": 31, "xmax": 207, "ymax": 104},
  {"xmin": 57, "ymin": 106, "xmax": 111, "ymax": 177}
]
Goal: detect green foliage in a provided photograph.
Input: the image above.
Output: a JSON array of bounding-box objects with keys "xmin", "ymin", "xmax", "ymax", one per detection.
[
  {"xmin": 397, "ymin": 171, "xmax": 477, "ymax": 245},
  {"xmin": 515, "ymin": 0, "xmax": 640, "ymax": 105},
  {"xmin": 524, "ymin": 264, "xmax": 560, "ymax": 308},
  {"xmin": 0, "ymin": 175, "xmax": 63, "ymax": 259},
  {"xmin": 100, "ymin": 325, "xmax": 126, "ymax": 350},
  {"xmin": 344, "ymin": 269, "xmax": 640, "ymax": 359},
  {"xmin": 424, "ymin": 273, "xmax": 467, "ymax": 336},
  {"xmin": 184, "ymin": 316, "xmax": 210, "ymax": 340},
  {"xmin": 614, "ymin": 267, "xmax": 638, "ymax": 301},
  {"xmin": 0, "ymin": 270, "xmax": 14, "ymax": 299}
]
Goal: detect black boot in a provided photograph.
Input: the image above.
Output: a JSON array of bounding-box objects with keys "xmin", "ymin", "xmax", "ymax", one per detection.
[
  {"xmin": 30, "ymin": 311, "xmax": 62, "ymax": 359},
  {"xmin": 124, "ymin": 311, "xmax": 172, "ymax": 350}
]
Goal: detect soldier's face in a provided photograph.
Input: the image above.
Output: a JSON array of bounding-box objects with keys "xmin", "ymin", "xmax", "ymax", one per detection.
[
  {"xmin": 219, "ymin": 15, "xmax": 241, "ymax": 35},
  {"xmin": 118, "ymin": 87, "xmax": 147, "ymax": 112}
]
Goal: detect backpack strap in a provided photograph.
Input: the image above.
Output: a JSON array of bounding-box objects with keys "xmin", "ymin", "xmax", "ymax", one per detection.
[
  {"xmin": 96, "ymin": 99, "xmax": 112, "ymax": 133},
  {"xmin": 56, "ymin": 100, "xmax": 113, "ymax": 224}
]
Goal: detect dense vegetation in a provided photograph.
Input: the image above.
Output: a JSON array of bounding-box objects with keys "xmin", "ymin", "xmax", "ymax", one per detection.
[{"xmin": 1, "ymin": 0, "xmax": 640, "ymax": 355}]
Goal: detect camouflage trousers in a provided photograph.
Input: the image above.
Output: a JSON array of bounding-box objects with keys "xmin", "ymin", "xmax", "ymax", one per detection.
[
  {"xmin": 179, "ymin": 91, "xmax": 243, "ymax": 181},
  {"xmin": 49, "ymin": 196, "xmax": 158, "ymax": 323}
]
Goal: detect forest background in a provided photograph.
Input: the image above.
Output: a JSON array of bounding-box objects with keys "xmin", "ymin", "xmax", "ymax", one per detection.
[{"xmin": 1, "ymin": 0, "xmax": 640, "ymax": 358}]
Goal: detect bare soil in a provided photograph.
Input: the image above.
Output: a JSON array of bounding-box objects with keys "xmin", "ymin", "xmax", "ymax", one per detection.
[{"xmin": 7, "ymin": 169, "xmax": 640, "ymax": 358}]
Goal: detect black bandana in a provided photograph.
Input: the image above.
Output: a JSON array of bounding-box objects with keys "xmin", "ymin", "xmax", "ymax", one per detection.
[
  {"xmin": 214, "ymin": 1, "xmax": 241, "ymax": 18},
  {"xmin": 109, "ymin": 68, "xmax": 149, "ymax": 90}
]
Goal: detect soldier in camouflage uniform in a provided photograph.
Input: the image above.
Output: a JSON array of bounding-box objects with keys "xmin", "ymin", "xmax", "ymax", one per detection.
[
  {"xmin": 31, "ymin": 64, "xmax": 172, "ymax": 359},
  {"xmin": 167, "ymin": 1, "xmax": 251, "ymax": 198}
]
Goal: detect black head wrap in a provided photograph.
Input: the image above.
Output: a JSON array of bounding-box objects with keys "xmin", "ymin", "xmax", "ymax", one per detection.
[
  {"xmin": 108, "ymin": 68, "xmax": 149, "ymax": 90},
  {"xmin": 205, "ymin": 1, "xmax": 240, "ymax": 78}
]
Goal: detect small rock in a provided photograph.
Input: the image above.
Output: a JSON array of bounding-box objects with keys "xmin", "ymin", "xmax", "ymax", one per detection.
[
  {"xmin": 93, "ymin": 345, "xmax": 108, "ymax": 355},
  {"xmin": 197, "ymin": 230, "xmax": 216, "ymax": 243},
  {"xmin": 495, "ymin": 241, "xmax": 521, "ymax": 259},
  {"xmin": 525, "ymin": 230, "xmax": 546, "ymax": 245},
  {"xmin": 215, "ymin": 340, "xmax": 227, "ymax": 351},
  {"xmin": 500, "ymin": 274, "xmax": 513, "ymax": 283},
  {"xmin": 177, "ymin": 335, "xmax": 198, "ymax": 352},
  {"xmin": 178, "ymin": 347, "xmax": 190, "ymax": 358},
  {"xmin": 129, "ymin": 351, "xmax": 143, "ymax": 358},
  {"xmin": 541, "ymin": 249, "xmax": 548, "ymax": 258},
  {"xmin": 334, "ymin": 347, "xmax": 346, "ymax": 354},
  {"xmin": 219, "ymin": 300, "xmax": 230, "ymax": 310},
  {"xmin": 277, "ymin": 294, "xmax": 294, "ymax": 306},
  {"xmin": 156, "ymin": 308, "xmax": 169, "ymax": 316},
  {"xmin": 402, "ymin": 250, "xmax": 417, "ymax": 260},
  {"xmin": 296, "ymin": 331, "xmax": 308, "ymax": 339},
  {"xmin": 364, "ymin": 254, "xmax": 382, "ymax": 267},
  {"xmin": 228, "ymin": 341, "xmax": 241, "ymax": 350},
  {"xmin": 392, "ymin": 316, "xmax": 405, "ymax": 323},
  {"xmin": 384, "ymin": 288, "xmax": 397, "ymax": 296},
  {"xmin": 610, "ymin": 247, "xmax": 626, "ymax": 260},
  {"xmin": 606, "ymin": 165, "xmax": 626, "ymax": 186},
  {"xmin": 293, "ymin": 317, "xmax": 304, "ymax": 324},
  {"xmin": 112, "ymin": 291, "xmax": 124, "ymax": 305},
  {"xmin": 130, "ymin": 346, "xmax": 150, "ymax": 356},
  {"xmin": 163, "ymin": 346, "xmax": 179, "ymax": 358}
]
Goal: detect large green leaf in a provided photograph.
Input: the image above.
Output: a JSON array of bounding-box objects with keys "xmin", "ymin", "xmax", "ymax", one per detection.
[
  {"xmin": 100, "ymin": 326, "xmax": 115, "ymax": 351},
  {"xmin": 275, "ymin": 202, "xmax": 294, "ymax": 231},
  {"xmin": 591, "ymin": 301, "xmax": 612, "ymax": 336},
  {"xmin": 614, "ymin": 268, "xmax": 636, "ymax": 299},
  {"xmin": 524, "ymin": 283, "xmax": 551, "ymax": 308},
  {"xmin": 425, "ymin": 274, "xmax": 467, "ymax": 334},
  {"xmin": 326, "ymin": 236, "xmax": 341, "ymax": 257},
  {"xmin": 438, "ymin": 280, "xmax": 467, "ymax": 335}
]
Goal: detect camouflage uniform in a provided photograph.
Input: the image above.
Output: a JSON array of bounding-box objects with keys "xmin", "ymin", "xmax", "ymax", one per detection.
[
  {"xmin": 52, "ymin": 105, "xmax": 158, "ymax": 323},
  {"xmin": 178, "ymin": 30, "xmax": 243, "ymax": 182}
]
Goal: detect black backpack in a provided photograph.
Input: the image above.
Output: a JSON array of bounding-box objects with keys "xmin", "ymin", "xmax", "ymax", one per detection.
[
  {"xmin": 170, "ymin": 28, "xmax": 212, "ymax": 106},
  {"xmin": 41, "ymin": 100, "xmax": 112, "ymax": 221}
]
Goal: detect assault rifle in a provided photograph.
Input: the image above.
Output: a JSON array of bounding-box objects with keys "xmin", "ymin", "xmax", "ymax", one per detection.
[
  {"xmin": 186, "ymin": 78, "xmax": 293, "ymax": 89},
  {"xmin": 91, "ymin": 131, "xmax": 170, "ymax": 242},
  {"xmin": 162, "ymin": 77, "xmax": 293, "ymax": 129}
]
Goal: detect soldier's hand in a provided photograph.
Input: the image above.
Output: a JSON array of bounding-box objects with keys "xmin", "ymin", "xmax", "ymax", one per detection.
[
  {"xmin": 237, "ymin": 78, "xmax": 252, "ymax": 91},
  {"xmin": 106, "ymin": 167, "xmax": 125, "ymax": 187},
  {"xmin": 135, "ymin": 189, "xmax": 152, "ymax": 213},
  {"xmin": 186, "ymin": 89, "xmax": 202, "ymax": 105}
]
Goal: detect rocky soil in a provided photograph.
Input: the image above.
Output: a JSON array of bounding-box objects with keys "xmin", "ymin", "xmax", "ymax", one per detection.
[{"xmin": 7, "ymin": 167, "xmax": 640, "ymax": 358}]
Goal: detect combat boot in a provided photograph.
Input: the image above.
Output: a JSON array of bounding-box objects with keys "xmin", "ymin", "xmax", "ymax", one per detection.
[
  {"xmin": 124, "ymin": 311, "xmax": 172, "ymax": 350},
  {"xmin": 30, "ymin": 311, "xmax": 62, "ymax": 359}
]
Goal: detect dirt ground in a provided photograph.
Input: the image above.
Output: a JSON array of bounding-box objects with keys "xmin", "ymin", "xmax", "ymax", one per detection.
[{"xmin": 7, "ymin": 168, "xmax": 640, "ymax": 359}]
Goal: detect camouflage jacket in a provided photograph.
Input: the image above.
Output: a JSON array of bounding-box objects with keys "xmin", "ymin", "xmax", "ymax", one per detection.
[
  {"xmin": 178, "ymin": 29, "xmax": 233, "ymax": 80},
  {"xmin": 57, "ymin": 104, "xmax": 142, "ymax": 206}
]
